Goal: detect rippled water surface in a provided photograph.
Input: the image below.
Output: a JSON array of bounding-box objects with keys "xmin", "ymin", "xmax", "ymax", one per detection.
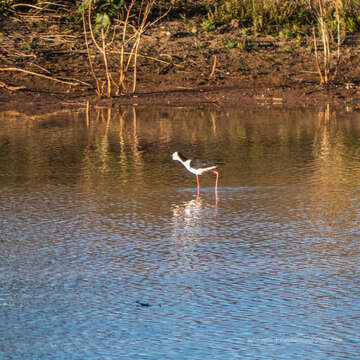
[{"xmin": 1, "ymin": 106, "xmax": 359, "ymax": 359}]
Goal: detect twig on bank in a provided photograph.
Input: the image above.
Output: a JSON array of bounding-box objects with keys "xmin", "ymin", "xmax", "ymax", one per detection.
[
  {"xmin": 0, "ymin": 67, "xmax": 91, "ymax": 86},
  {"xmin": 209, "ymin": 55, "xmax": 217, "ymax": 78},
  {"xmin": 12, "ymin": 2, "xmax": 67, "ymax": 10},
  {"xmin": 31, "ymin": 63, "xmax": 52, "ymax": 74},
  {"xmin": 86, "ymin": 100, "xmax": 90, "ymax": 127},
  {"xmin": 312, "ymin": 0, "xmax": 344, "ymax": 84},
  {"xmin": 0, "ymin": 81, "xmax": 26, "ymax": 91},
  {"xmin": 313, "ymin": 26, "xmax": 324, "ymax": 84},
  {"xmin": 87, "ymin": 0, "xmax": 112, "ymax": 97},
  {"xmin": 81, "ymin": 0, "xmax": 171, "ymax": 97},
  {"xmin": 110, "ymin": 51, "xmax": 176, "ymax": 66},
  {"xmin": 333, "ymin": 0, "xmax": 342, "ymax": 79},
  {"xmin": 82, "ymin": 4, "xmax": 102, "ymax": 96}
]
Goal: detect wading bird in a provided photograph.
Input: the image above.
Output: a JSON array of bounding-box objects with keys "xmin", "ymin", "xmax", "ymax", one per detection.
[{"xmin": 172, "ymin": 151, "xmax": 219, "ymax": 196}]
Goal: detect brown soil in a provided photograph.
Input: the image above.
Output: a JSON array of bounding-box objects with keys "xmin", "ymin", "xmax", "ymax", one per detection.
[{"xmin": 1, "ymin": 13, "xmax": 360, "ymax": 113}]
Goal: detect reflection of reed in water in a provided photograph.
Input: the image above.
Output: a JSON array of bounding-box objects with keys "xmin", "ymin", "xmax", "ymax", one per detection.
[
  {"xmin": 80, "ymin": 106, "xmax": 144, "ymax": 190},
  {"xmin": 81, "ymin": 107, "xmax": 113, "ymax": 188},
  {"xmin": 130, "ymin": 107, "xmax": 144, "ymax": 174},
  {"xmin": 117, "ymin": 107, "xmax": 144, "ymax": 182},
  {"xmin": 99, "ymin": 107, "xmax": 111, "ymax": 173},
  {"xmin": 311, "ymin": 105, "xmax": 356, "ymax": 186},
  {"xmin": 302, "ymin": 105, "xmax": 360, "ymax": 240},
  {"xmin": 118, "ymin": 109, "xmax": 127, "ymax": 174}
]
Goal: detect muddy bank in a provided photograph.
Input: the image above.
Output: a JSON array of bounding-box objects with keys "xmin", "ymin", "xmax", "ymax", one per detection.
[
  {"xmin": 1, "ymin": 82, "xmax": 360, "ymax": 114},
  {"xmin": 1, "ymin": 15, "xmax": 360, "ymax": 113}
]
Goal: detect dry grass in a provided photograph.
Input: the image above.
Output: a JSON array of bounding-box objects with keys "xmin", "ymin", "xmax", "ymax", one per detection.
[
  {"xmin": 81, "ymin": 0, "xmax": 170, "ymax": 98},
  {"xmin": 312, "ymin": 0, "xmax": 344, "ymax": 84},
  {"xmin": 0, "ymin": 67, "xmax": 90, "ymax": 86}
]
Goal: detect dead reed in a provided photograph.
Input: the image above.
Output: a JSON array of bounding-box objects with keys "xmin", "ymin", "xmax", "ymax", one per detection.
[
  {"xmin": 312, "ymin": 0, "xmax": 344, "ymax": 84},
  {"xmin": 82, "ymin": 0, "xmax": 170, "ymax": 98}
]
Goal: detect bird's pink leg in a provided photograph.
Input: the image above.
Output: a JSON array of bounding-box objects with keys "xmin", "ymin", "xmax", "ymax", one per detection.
[
  {"xmin": 196, "ymin": 175, "xmax": 200, "ymax": 196},
  {"xmin": 212, "ymin": 170, "xmax": 219, "ymax": 192}
]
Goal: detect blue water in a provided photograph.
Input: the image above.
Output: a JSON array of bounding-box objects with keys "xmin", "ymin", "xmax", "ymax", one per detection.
[{"xmin": 0, "ymin": 107, "xmax": 359, "ymax": 359}]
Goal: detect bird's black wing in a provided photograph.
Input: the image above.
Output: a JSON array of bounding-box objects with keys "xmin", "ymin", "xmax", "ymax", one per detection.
[{"xmin": 190, "ymin": 158, "xmax": 215, "ymax": 169}]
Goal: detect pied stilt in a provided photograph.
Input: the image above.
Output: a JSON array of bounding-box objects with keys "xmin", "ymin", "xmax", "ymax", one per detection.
[{"xmin": 172, "ymin": 151, "xmax": 219, "ymax": 195}]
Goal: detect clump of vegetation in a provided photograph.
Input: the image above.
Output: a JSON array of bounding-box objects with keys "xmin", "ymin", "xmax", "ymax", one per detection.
[
  {"xmin": 198, "ymin": 0, "xmax": 359, "ymax": 84},
  {"xmin": 0, "ymin": 0, "xmax": 13, "ymax": 15},
  {"xmin": 312, "ymin": 0, "xmax": 345, "ymax": 84},
  {"xmin": 199, "ymin": 0, "xmax": 360, "ymax": 36},
  {"xmin": 1, "ymin": 0, "xmax": 360, "ymax": 35},
  {"xmin": 1, "ymin": 0, "xmax": 360, "ymax": 93},
  {"xmin": 80, "ymin": 0, "xmax": 169, "ymax": 97}
]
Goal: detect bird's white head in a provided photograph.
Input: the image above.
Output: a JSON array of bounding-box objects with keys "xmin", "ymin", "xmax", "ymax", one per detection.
[
  {"xmin": 172, "ymin": 152, "xmax": 180, "ymax": 161},
  {"xmin": 172, "ymin": 152, "xmax": 188, "ymax": 163}
]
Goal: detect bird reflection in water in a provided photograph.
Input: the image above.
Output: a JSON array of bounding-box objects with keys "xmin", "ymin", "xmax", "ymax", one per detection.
[
  {"xmin": 170, "ymin": 198, "xmax": 206, "ymax": 271},
  {"xmin": 171, "ymin": 197, "xmax": 218, "ymax": 239}
]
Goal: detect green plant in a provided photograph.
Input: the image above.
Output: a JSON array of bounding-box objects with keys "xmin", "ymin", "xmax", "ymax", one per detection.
[
  {"xmin": 278, "ymin": 30, "xmax": 287, "ymax": 39},
  {"xmin": 79, "ymin": 0, "xmax": 124, "ymax": 21},
  {"xmin": 198, "ymin": 0, "xmax": 357, "ymax": 36},
  {"xmin": 200, "ymin": 17, "xmax": 215, "ymax": 31},
  {"xmin": 0, "ymin": 0, "xmax": 13, "ymax": 15},
  {"xmin": 345, "ymin": 15, "xmax": 360, "ymax": 33},
  {"xmin": 238, "ymin": 28, "xmax": 251, "ymax": 36},
  {"xmin": 224, "ymin": 38, "xmax": 237, "ymax": 49}
]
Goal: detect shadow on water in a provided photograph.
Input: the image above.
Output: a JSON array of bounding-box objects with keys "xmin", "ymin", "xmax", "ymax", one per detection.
[{"xmin": 0, "ymin": 105, "xmax": 360, "ymax": 359}]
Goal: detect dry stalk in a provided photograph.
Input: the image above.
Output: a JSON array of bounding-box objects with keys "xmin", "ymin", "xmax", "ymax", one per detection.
[
  {"xmin": 0, "ymin": 81, "xmax": 26, "ymax": 91},
  {"xmin": 209, "ymin": 55, "xmax": 217, "ymax": 78},
  {"xmin": 117, "ymin": 0, "xmax": 136, "ymax": 94},
  {"xmin": 333, "ymin": 0, "xmax": 342, "ymax": 78},
  {"xmin": 116, "ymin": 0, "xmax": 170, "ymax": 94},
  {"xmin": 131, "ymin": 1, "xmax": 154, "ymax": 93},
  {"xmin": 86, "ymin": 100, "xmax": 90, "ymax": 127},
  {"xmin": 82, "ymin": 3, "xmax": 102, "ymax": 96},
  {"xmin": 101, "ymin": 27, "xmax": 112, "ymax": 97},
  {"xmin": 317, "ymin": 0, "xmax": 329, "ymax": 83},
  {"xmin": 0, "ymin": 67, "xmax": 90, "ymax": 86},
  {"xmin": 312, "ymin": 25, "xmax": 324, "ymax": 84},
  {"xmin": 111, "ymin": 51, "xmax": 174, "ymax": 66},
  {"xmin": 312, "ymin": 0, "xmax": 344, "ymax": 85},
  {"xmin": 87, "ymin": 0, "xmax": 112, "ymax": 97},
  {"xmin": 81, "ymin": 0, "xmax": 170, "ymax": 96}
]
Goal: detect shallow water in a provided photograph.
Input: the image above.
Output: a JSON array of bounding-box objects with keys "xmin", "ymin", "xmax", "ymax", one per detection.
[{"xmin": 0, "ymin": 106, "xmax": 359, "ymax": 359}]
